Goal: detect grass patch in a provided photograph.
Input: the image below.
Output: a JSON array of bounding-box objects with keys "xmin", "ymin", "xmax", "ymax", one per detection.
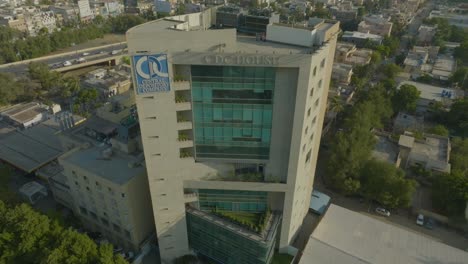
[
  {"xmin": 271, "ymin": 253, "xmax": 294, "ymax": 264},
  {"xmin": 213, "ymin": 210, "xmax": 271, "ymax": 233}
]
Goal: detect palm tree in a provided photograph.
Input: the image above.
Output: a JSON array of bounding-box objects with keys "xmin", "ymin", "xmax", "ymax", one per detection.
[{"xmin": 328, "ymin": 95, "xmax": 344, "ymax": 124}]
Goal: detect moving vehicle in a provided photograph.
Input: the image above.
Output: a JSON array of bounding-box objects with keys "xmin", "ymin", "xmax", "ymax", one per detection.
[
  {"xmin": 110, "ymin": 50, "xmax": 120, "ymax": 55},
  {"xmin": 82, "ymin": 52, "xmax": 90, "ymax": 56},
  {"xmin": 63, "ymin": 61, "xmax": 72, "ymax": 67},
  {"xmin": 375, "ymin": 207, "xmax": 390, "ymax": 217},
  {"xmin": 76, "ymin": 58, "xmax": 86, "ymax": 63},
  {"xmin": 416, "ymin": 214, "xmax": 424, "ymax": 226}
]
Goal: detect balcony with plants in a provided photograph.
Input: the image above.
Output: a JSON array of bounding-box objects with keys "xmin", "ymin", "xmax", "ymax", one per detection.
[
  {"xmin": 175, "ymin": 90, "xmax": 192, "ymax": 111},
  {"xmin": 180, "ymin": 147, "xmax": 194, "ymax": 159},
  {"xmin": 178, "ymin": 130, "xmax": 193, "ymax": 148},
  {"xmin": 176, "ymin": 110, "xmax": 192, "ymax": 130}
]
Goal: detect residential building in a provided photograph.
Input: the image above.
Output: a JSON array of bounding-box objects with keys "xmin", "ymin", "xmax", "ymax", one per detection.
[
  {"xmin": 431, "ymin": 56, "xmax": 456, "ymax": 81},
  {"xmin": 341, "ymin": 31, "xmax": 383, "ymax": 47},
  {"xmin": 332, "ymin": 63, "xmax": 353, "ymax": 85},
  {"xmin": 83, "ymin": 68, "xmax": 132, "ymax": 97},
  {"xmin": 123, "ymin": 0, "xmax": 138, "ymax": 13},
  {"xmin": 90, "ymin": 0, "xmax": 121, "ymax": 17},
  {"xmin": 393, "ymin": 112, "xmax": 423, "ymax": 134},
  {"xmin": 0, "ymin": 102, "xmax": 48, "ymax": 128},
  {"xmin": 398, "ymin": 81, "xmax": 461, "ymax": 112},
  {"xmin": 59, "ymin": 143, "xmax": 154, "ymax": 251},
  {"xmin": 357, "ymin": 14, "xmax": 393, "ymax": 37},
  {"xmin": 403, "ymin": 46, "xmax": 439, "ymax": 75},
  {"xmin": 127, "ymin": 10, "xmax": 339, "ymax": 263},
  {"xmin": 335, "ymin": 42, "xmax": 372, "ymax": 66},
  {"xmin": 417, "ymin": 25, "xmax": 437, "ymax": 44},
  {"xmin": 23, "ymin": 10, "xmax": 57, "ymax": 36},
  {"xmin": 429, "ymin": 9, "xmax": 468, "ymax": 28},
  {"xmin": 78, "ymin": 0, "xmax": 94, "ymax": 22},
  {"xmin": 398, "ymin": 132, "xmax": 451, "ymax": 173},
  {"xmin": 299, "ymin": 204, "xmax": 467, "ymax": 264},
  {"xmin": 329, "ymin": 4, "xmax": 358, "ymax": 23},
  {"xmin": 50, "ymin": 5, "xmax": 78, "ymax": 22},
  {"xmin": 155, "ymin": 0, "xmax": 172, "ymax": 14},
  {"xmin": 0, "ymin": 14, "xmax": 27, "ymax": 32}
]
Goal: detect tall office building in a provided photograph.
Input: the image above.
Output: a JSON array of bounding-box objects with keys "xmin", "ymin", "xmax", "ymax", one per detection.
[{"xmin": 127, "ymin": 9, "xmax": 339, "ymax": 264}]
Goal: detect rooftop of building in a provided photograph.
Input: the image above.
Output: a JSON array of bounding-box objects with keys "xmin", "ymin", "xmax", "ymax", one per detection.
[
  {"xmin": 336, "ymin": 42, "xmax": 356, "ymax": 53},
  {"xmin": 0, "ymin": 102, "xmax": 48, "ymax": 124},
  {"xmin": 372, "ymin": 135, "xmax": 399, "ymax": 164},
  {"xmin": 127, "ymin": 9, "xmax": 339, "ymax": 51},
  {"xmin": 398, "ymin": 81, "xmax": 459, "ymax": 102},
  {"xmin": 299, "ymin": 204, "xmax": 468, "ymax": 264},
  {"xmin": 399, "ymin": 131, "xmax": 450, "ymax": 163},
  {"xmin": 342, "ymin": 30, "xmax": 383, "ymax": 40},
  {"xmin": 63, "ymin": 144, "xmax": 145, "ymax": 185},
  {"xmin": 0, "ymin": 118, "xmax": 64, "ymax": 173}
]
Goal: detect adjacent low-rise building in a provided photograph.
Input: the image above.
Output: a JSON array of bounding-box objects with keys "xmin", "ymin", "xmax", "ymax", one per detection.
[
  {"xmin": 0, "ymin": 102, "xmax": 48, "ymax": 128},
  {"xmin": 335, "ymin": 42, "xmax": 373, "ymax": 66},
  {"xmin": 398, "ymin": 132, "xmax": 451, "ymax": 174},
  {"xmin": 0, "ymin": 14, "xmax": 28, "ymax": 32},
  {"xmin": 341, "ymin": 31, "xmax": 383, "ymax": 47},
  {"xmin": 417, "ymin": 25, "xmax": 436, "ymax": 44},
  {"xmin": 398, "ymin": 81, "xmax": 461, "ymax": 112},
  {"xmin": 59, "ymin": 143, "xmax": 154, "ymax": 251},
  {"xmin": 83, "ymin": 68, "xmax": 132, "ymax": 97},
  {"xmin": 332, "ymin": 63, "xmax": 353, "ymax": 85},
  {"xmin": 358, "ymin": 14, "xmax": 393, "ymax": 37}
]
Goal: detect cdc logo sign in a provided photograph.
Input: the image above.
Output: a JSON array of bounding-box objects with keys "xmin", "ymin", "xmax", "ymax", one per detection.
[{"xmin": 133, "ymin": 54, "xmax": 170, "ymax": 94}]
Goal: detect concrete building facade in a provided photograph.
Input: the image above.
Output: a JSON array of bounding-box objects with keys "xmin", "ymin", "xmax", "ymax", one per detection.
[{"xmin": 126, "ymin": 9, "xmax": 339, "ymax": 263}]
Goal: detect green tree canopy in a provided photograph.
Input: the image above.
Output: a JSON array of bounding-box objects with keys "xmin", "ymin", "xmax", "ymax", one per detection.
[
  {"xmin": 0, "ymin": 201, "xmax": 127, "ymax": 264},
  {"xmin": 432, "ymin": 171, "xmax": 468, "ymax": 217},
  {"xmin": 449, "ymin": 67, "xmax": 468, "ymax": 90},
  {"xmin": 450, "ymin": 138, "xmax": 468, "ymax": 174},
  {"xmin": 428, "ymin": 124, "xmax": 449, "ymax": 137},
  {"xmin": 392, "ymin": 84, "xmax": 420, "ymax": 113},
  {"xmin": 445, "ymin": 99, "xmax": 468, "ymax": 137},
  {"xmin": 360, "ymin": 159, "xmax": 417, "ymax": 208},
  {"xmin": 0, "ymin": 73, "xmax": 25, "ymax": 106}
]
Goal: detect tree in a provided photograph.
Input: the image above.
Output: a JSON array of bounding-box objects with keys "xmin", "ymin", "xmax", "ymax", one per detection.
[
  {"xmin": 381, "ymin": 63, "xmax": 401, "ymax": 79},
  {"xmin": 0, "ymin": 73, "xmax": 24, "ymax": 106},
  {"xmin": 432, "ymin": 171, "xmax": 468, "ymax": 217},
  {"xmin": 450, "ymin": 138, "xmax": 468, "ymax": 174},
  {"xmin": 308, "ymin": 3, "xmax": 331, "ymax": 19},
  {"xmin": 445, "ymin": 99, "xmax": 468, "ymax": 137},
  {"xmin": 28, "ymin": 62, "xmax": 61, "ymax": 91},
  {"xmin": 449, "ymin": 67, "xmax": 468, "ymax": 90},
  {"xmin": 428, "ymin": 125, "xmax": 449, "ymax": 137},
  {"xmin": 0, "ymin": 201, "xmax": 127, "ymax": 264},
  {"xmin": 392, "ymin": 84, "xmax": 420, "ymax": 113},
  {"xmin": 454, "ymin": 41, "xmax": 468, "ymax": 64},
  {"xmin": 360, "ymin": 159, "xmax": 417, "ymax": 208},
  {"xmin": 328, "ymin": 96, "xmax": 344, "ymax": 123}
]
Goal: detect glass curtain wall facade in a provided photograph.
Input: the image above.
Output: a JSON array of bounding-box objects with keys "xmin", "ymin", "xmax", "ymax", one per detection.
[
  {"xmin": 187, "ymin": 211, "xmax": 276, "ymax": 264},
  {"xmin": 198, "ymin": 189, "xmax": 268, "ymax": 212},
  {"xmin": 191, "ymin": 66, "xmax": 276, "ymax": 160}
]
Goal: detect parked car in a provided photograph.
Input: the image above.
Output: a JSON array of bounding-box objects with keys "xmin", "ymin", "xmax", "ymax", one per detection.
[
  {"xmin": 416, "ymin": 214, "xmax": 424, "ymax": 226},
  {"xmin": 375, "ymin": 207, "xmax": 390, "ymax": 217},
  {"xmin": 119, "ymin": 252, "xmax": 135, "ymax": 261},
  {"xmin": 425, "ymin": 218, "xmax": 435, "ymax": 230}
]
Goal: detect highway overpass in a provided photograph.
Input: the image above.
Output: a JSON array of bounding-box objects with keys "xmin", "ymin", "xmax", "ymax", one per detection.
[{"xmin": 0, "ymin": 42, "xmax": 127, "ymax": 74}]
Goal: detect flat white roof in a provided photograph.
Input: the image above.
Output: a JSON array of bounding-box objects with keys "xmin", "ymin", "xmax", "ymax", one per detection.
[
  {"xmin": 299, "ymin": 204, "xmax": 468, "ymax": 264},
  {"xmin": 398, "ymin": 81, "xmax": 457, "ymax": 102}
]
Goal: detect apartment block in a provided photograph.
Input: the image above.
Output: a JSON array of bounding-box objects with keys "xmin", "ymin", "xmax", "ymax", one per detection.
[{"xmin": 127, "ymin": 9, "xmax": 339, "ymax": 263}]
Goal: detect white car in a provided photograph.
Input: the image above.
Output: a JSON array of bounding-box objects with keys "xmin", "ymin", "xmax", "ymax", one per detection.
[
  {"xmin": 375, "ymin": 207, "xmax": 390, "ymax": 217},
  {"xmin": 82, "ymin": 52, "xmax": 90, "ymax": 56},
  {"xmin": 63, "ymin": 61, "xmax": 72, "ymax": 66},
  {"xmin": 110, "ymin": 50, "xmax": 119, "ymax": 55},
  {"xmin": 416, "ymin": 214, "xmax": 424, "ymax": 226},
  {"xmin": 76, "ymin": 58, "xmax": 86, "ymax": 63}
]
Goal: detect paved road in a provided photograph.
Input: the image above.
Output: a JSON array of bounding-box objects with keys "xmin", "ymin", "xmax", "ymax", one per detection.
[
  {"xmin": 0, "ymin": 43, "xmax": 127, "ymax": 74},
  {"xmin": 399, "ymin": 2, "xmax": 435, "ymax": 52},
  {"xmin": 313, "ymin": 151, "xmax": 468, "ymax": 251}
]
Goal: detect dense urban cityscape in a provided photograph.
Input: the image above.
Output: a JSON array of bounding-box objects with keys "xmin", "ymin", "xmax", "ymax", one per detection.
[{"xmin": 0, "ymin": 0, "xmax": 467, "ymax": 263}]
